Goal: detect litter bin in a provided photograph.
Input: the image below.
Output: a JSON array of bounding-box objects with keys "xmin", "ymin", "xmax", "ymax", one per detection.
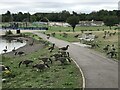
[{"xmin": 16, "ymin": 29, "xmax": 20, "ymax": 34}]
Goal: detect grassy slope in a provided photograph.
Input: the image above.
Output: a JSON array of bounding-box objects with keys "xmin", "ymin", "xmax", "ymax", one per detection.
[{"xmin": 1, "ymin": 33, "xmax": 82, "ymax": 88}]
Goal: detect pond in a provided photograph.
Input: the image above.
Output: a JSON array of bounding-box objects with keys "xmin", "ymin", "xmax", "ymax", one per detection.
[{"xmin": 0, "ymin": 38, "xmax": 26, "ymax": 54}]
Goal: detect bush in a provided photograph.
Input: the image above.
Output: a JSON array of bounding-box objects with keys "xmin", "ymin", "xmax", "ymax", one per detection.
[{"xmin": 5, "ymin": 30, "xmax": 13, "ymax": 35}]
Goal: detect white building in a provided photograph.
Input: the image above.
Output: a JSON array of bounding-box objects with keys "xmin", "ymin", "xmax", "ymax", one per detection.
[
  {"xmin": 78, "ymin": 21, "xmax": 104, "ymax": 26},
  {"xmin": 49, "ymin": 22, "xmax": 70, "ymax": 27}
]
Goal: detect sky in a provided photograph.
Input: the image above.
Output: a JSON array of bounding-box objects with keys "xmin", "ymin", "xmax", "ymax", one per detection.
[{"xmin": 0, "ymin": 0, "xmax": 119, "ymax": 14}]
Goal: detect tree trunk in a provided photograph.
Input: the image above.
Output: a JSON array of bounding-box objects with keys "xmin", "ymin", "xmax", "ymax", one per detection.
[
  {"xmin": 109, "ymin": 26, "xmax": 112, "ymax": 30},
  {"xmin": 72, "ymin": 26, "xmax": 75, "ymax": 32},
  {"xmin": 25, "ymin": 22, "xmax": 27, "ymax": 28}
]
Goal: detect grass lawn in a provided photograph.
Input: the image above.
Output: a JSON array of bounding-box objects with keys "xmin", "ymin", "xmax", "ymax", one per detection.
[
  {"xmin": 42, "ymin": 26, "xmax": 118, "ymax": 60},
  {"xmin": 1, "ymin": 33, "xmax": 83, "ymax": 88}
]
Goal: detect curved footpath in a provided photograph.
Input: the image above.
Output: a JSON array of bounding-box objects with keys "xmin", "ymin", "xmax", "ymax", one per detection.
[{"xmin": 33, "ymin": 32, "xmax": 118, "ymax": 88}]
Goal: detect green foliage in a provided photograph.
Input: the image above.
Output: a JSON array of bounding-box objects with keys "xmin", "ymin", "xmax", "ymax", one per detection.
[
  {"xmin": 2, "ymin": 11, "xmax": 13, "ymax": 22},
  {"xmin": 67, "ymin": 16, "xmax": 79, "ymax": 32},
  {"xmin": 103, "ymin": 16, "xmax": 119, "ymax": 29},
  {"xmin": 59, "ymin": 10, "xmax": 70, "ymax": 22},
  {"xmin": 40, "ymin": 17, "xmax": 49, "ymax": 22}
]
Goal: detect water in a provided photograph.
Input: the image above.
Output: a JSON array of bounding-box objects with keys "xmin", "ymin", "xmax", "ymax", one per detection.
[{"xmin": 0, "ymin": 38, "xmax": 26, "ymax": 54}]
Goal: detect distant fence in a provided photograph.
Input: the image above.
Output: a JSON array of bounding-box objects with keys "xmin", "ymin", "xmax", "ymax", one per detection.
[{"xmin": 2, "ymin": 26, "xmax": 48, "ymax": 30}]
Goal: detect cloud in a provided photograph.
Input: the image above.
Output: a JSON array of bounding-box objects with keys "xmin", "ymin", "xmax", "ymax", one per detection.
[{"xmin": 0, "ymin": 0, "xmax": 119, "ymax": 14}]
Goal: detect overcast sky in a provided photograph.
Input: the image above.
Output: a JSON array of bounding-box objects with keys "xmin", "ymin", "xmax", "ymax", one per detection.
[{"xmin": 0, "ymin": 0, "xmax": 119, "ymax": 14}]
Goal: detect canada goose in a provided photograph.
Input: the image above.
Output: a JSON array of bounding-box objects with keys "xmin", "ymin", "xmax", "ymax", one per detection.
[
  {"xmin": 12, "ymin": 47, "xmax": 16, "ymax": 52},
  {"xmin": 17, "ymin": 51, "xmax": 25, "ymax": 56},
  {"xmin": 57, "ymin": 57, "xmax": 71, "ymax": 64},
  {"xmin": 103, "ymin": 45, "xmax": 110, "ymax": 51},
  {"xmin": 19, "ymin": 60, "xmax": 33, "ymax": 67},
  {"xmin": 38, "ymin": 57, "xmax": 52, "ymax": 64},
  {"xmin": 59, "ymin": 45, "xmax": 69, "ymax": 51},
  {"xmin": 3, "ymin": 49, "xmax": 7, "ymax": 53},
  {"xmin": 48, "ymin": 43, "xmax": 55, "ymax": 52},
  {"xmin": 74, "ymin": 34, "xmax": 79, "ymax": 38},
  {"xmin": 32, "ymin": 63, "xmax": 50, "ymax": 71}
]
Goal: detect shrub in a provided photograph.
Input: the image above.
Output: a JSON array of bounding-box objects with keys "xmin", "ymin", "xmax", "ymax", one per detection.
[{"xmin": 5, "ymin": 30, "xmax": 13, "ymax": 35}]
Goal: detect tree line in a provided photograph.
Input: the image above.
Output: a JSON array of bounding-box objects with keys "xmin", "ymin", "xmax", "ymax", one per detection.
[{"xmin": 1, "ymin": 10, "xmax": 119, "ymax": 23}]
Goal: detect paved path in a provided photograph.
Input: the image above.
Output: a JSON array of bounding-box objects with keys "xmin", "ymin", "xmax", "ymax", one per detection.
[{"xmin": 33, "ymin": 32, "xmax": 118, "ymax": 88}]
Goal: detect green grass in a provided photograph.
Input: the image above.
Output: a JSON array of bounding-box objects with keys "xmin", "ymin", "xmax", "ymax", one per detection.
[
  {"xmin": 52, "ymin": 33, "xmax": 80, "ymax": 42},
  {"xmin": 45, "ymin": 25, "xmax": 118, "ymax": 33},
  {"xmin": 22, "ymin": 32, "xmax": 42, "ymax": 40},
  {"xmin": 1, "ymin": 34, "xmax": 83, "ymax": 88}
]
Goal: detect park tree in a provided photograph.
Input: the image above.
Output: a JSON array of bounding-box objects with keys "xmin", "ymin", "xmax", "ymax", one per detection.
[
  {"xmin": 72, "ymin": 11, "xmax": 78, "ymax": 16},
  {"xmin": 30, "ymin": 14, "xmax": 37, "ymax": 22},
  {"xmin": 16, "ymin": 12, "xmax": 23, "ymax": 22},
  {"xmin": 116, "ymin": 10, "xmax": 120, "ymax": 24},
  {"xmin": 46, "ymin": 13, "xmax": 59, "ymax": 22},
  {"xmin": 22, "ymin": 13, "xmax": 31, "ymax": 27},
  {"xmin": 33, "ymin": 14, "xmax": 41, "ymax": 21},
  {"xmin": 40, "ymin": 17, "xmax": 49, "ymax": 22},
  {"xmin": 104, "ymin": 16, "xmax": 119, "ymax": 29},
  {"xmin": 79, "ymin": 13, "xmax": 87, "ymax": 21},
  {"xmin": 67, "ymin": 16, "xmax": 79, "ymax": 32},
  {"xmin": 40, "ymin": 17, "xmax": 49, "ymax": 27},
  {"xmin": 23, "ymin": 12, "xmax": 31, "ymax": 22},
  {"xmin": 12, "ymin": 13, "xmax": 18, "ymax": 22},
  {"xmin": 2, "ymin": 11, "xmax": 13, "ymax": 22},
  {"xmin": 59, "ymin": 10, "xmax": 70, "ymax": 22}
]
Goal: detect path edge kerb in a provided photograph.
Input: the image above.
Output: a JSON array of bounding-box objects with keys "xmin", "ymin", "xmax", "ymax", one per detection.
[{"xmin": 71, "ymin": 58, "xmax": 86, "ymax": 89}]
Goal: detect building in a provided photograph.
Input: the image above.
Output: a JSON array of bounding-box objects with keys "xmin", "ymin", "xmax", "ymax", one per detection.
[
  {"xmin": 78, "ymin": 21, "xmax": 104, "ymax": 26},
  {"xmin": 49, "ymin": 22, "xmax": 70, "ymax": 27}
]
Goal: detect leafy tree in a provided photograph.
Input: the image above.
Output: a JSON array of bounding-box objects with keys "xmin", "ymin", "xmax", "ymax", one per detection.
[
  {"xmin": 5, "ymin": 30, "xmax": 13, "ymax": 35},
  {"xmin": 16, "ymin": 12, "xmax": 23, "ymax": 22},
  {"xmin": 59, "ymin": 10, "xmax": 70, "ymax": 22},
  {"xmin": 2, "ymin": 11, "xmax": 12, "ymax": 22},
  {"xmin": 67, "ymin": 16, "xmax": 79, "ymax": 32},
  {"xmin": 40, "ymin": 17, "xmax": 49, "ymax": 22},
  {"xmin": 23, "ymin": 13, "xmax": 31, "ymax": 22},
  {"xmin": 104, "ymin": 16, "xmax": 119, "ymax": 29},
  {"xmin": 116, "ymin": 10, "xmax": 120, "ymax": 23},
  {"xmin": 79, "ymin": 13, "xmax": 87, "ymax": 21},
  {"xmin": 33, "ymin": 14, "xmax": 41, "ymax": 21},
  {"xmin": 40, "ymin": 17, "xmax": 49, "ymax": 27},
  {"xmin": 30, "ymin": 14, "xmax": 37, "ymax": 22},
  {"xmin": 12, "ymin": 13, "xmax": 18, "ymax": 22},
  {"xmin": 46, "ymin": 13, "xmax": 59, "ymax": 22},
  {"xmin": 72, "ymin": 11, "xmax": 78, "ymax": 16}
]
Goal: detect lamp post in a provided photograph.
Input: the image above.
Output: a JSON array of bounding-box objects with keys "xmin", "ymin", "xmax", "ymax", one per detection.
[{"xmin": 118, "ymin": 1, "xmax": 120, "ymax": 10}]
